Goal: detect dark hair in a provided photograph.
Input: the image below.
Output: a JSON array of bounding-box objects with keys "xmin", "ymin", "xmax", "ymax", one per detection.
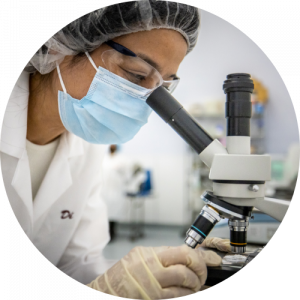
[{"xmin": 109, "ymin": 145, "xmax": 118, "ymax": 154}]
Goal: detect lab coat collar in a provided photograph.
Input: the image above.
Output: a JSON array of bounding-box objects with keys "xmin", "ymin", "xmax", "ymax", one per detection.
[
  {"xmin": 33, "ymin": 133, "xmax": 71, "ymax": 223},
  {"xmin": 33, "ymin": 132, "xmax": 84, "ymax": 223}
]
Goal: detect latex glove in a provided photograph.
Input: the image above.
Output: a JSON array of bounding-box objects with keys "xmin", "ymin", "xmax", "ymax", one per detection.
[
  {"xmin": 198, "ymin": 237, "xmax": 231, "ymax": 252},
  {"xmin": 87, "ymin": 245, "xmax": 221, "ymax": 299}
]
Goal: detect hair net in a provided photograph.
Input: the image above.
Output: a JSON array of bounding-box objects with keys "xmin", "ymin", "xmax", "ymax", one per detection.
[{"xmin": 26, "ymin": 0, "xmax": 200, "ymax": 74}]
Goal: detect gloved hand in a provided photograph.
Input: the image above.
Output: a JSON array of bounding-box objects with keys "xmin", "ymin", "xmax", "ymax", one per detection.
[
  {"xmin": 197, "ymin": 237, "xmax": 231, "ymax": 252},
  {"xmin": 87, "ymin": 245, "xmax": 222, "ymax": 299}
]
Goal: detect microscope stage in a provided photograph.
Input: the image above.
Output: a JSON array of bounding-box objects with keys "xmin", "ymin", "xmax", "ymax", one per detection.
[{"xmin": 203, "ymin": 245, "xmax": 262, "ymax": 286}]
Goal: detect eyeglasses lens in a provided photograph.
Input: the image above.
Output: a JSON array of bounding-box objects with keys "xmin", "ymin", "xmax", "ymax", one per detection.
[{"xmin": 102, "ymin": 49, "xmax": 180, "ymax": 93}]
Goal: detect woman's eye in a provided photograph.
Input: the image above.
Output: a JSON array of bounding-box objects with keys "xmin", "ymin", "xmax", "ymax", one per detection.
[
  {"xmin": 134, "ymin": 74, "xmax": 146, "ymax": 81},
  {"xmin": 126, "ymin": 71, "xmax": 146, "ymax": 82}
]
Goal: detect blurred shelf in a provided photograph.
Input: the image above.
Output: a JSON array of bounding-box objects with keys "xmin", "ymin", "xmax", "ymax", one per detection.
[{"xmin": 193, "ymin": 114, "xmax": 264, "ymax": 119}]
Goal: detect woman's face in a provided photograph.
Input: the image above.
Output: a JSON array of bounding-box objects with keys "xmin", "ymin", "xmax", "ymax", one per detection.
[{"xmin": 59, "ymin": 29, "xmax": 188, "ymax": 99}]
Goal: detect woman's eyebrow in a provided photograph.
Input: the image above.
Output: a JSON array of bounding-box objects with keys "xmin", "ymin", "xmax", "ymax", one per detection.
[
  {"xmin": 136, "ymin": 53, "xmax": 178, "ymax": 79},
  {"xmin": 136, "ymin": 53, "xmax": 162, "ymax": 72}
]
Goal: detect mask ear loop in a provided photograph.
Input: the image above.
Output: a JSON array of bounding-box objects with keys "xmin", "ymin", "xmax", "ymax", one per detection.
[
  {"xmin": 85, "ymin": 52, "xmax": 99, "ymax": 73},
  {"xmin": 56, "ymin": 62, "xmax": 67, "ymax": 93}
]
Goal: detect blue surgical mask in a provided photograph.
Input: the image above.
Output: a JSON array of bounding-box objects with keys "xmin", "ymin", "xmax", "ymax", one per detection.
[{"xmin": 56, "ymin": 52, "xmax": 153, "ymax": 144}]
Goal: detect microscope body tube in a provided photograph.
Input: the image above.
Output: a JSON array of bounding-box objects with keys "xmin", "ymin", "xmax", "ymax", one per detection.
[
  {"xmin": 223, "ymin": 73, "xmax": 254, "ymax": 253},
  {"xmin": 146, "ymin": 86, "xmax": 213, "ymax": 154},
  {"xmin": 146, "ymin": 87, "xmax": 228, "ymax": 168},
  {"xmin": 224, "ymin": 74, "xmax": 253, "ymax": 155}
]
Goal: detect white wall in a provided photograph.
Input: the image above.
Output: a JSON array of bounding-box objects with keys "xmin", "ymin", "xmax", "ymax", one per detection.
[
  {"xmin": 119, "ymin": 9, "xmax": 299, "ymax": 225},
  {"xmin": 114, "ymin": 153, "xmax": 191, "ymax": 225}
]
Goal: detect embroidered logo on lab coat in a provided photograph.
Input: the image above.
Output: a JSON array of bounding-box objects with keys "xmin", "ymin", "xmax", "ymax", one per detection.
[{"xmin": 61, "ymin": 210, "xmax": 74, "ymax": 219}]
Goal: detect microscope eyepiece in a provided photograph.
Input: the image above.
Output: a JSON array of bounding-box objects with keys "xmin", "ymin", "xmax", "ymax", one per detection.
[
  {"xmin": 223, "ymin": 73, "xmax": 254, "ymax": 94},
  {"xmin": 223, "ymin": 73, "xmax": 254, "ymax": 137}
]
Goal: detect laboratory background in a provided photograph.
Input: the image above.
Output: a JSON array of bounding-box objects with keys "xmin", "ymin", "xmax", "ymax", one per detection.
[{"xmin": 101, "ymin": 10, "xmax": 299, "ymax": 261}]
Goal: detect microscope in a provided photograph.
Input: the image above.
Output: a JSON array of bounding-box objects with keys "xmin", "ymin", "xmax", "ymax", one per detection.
[{"xmin": 146, "ymin": 73, "xmax": 290, "ymax": 254}]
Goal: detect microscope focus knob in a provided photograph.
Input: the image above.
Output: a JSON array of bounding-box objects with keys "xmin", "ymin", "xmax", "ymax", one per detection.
[{"xmin": 248, "ymin": 184, "xmax": 259, "ymax": 192}]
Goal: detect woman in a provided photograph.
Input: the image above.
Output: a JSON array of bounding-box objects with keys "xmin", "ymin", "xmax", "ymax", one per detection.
[{"xmin": 1, "ymin": 1, "xmax": 230, "ymax": 298}]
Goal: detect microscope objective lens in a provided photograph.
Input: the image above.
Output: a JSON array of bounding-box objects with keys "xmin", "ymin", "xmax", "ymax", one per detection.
[
  {"xmin": 229, "ymin": 219, "xmax": 249, "ymax": 253},
  {"xmin": 185, "ymin": 205, "xmax": 221, "ymax": 248}
]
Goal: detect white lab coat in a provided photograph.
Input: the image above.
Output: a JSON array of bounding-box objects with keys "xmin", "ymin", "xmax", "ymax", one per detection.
[{"xmin": 0, "ymin": 72, "xmax": 114, "ymax": 284}]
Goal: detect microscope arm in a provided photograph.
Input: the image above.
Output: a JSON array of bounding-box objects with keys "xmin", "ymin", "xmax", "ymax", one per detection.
[{"xmin": 255, "ymin": 197, "xmax": 290, "ymax": 222}]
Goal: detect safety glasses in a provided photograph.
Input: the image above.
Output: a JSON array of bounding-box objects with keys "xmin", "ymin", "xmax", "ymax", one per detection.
[{"xmin": 102, "ymin": 40, "xmax": 180, "ymax": 93}]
